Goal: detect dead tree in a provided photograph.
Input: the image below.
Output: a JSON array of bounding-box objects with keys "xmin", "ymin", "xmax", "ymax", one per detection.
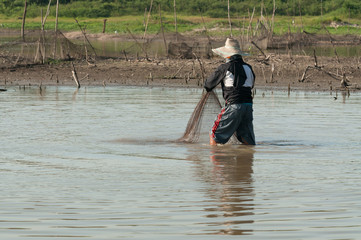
[{"xmin": 299, "ymin": 49, "xmax": 347, "ymax": 85}]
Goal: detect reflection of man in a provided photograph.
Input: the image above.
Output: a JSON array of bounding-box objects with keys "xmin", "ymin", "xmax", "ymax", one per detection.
[
  {"xmin": 208, "ymin": 147, "xmax": 255, "ymax": 235},
  {"xmin": 204, "ymin": 38, "xmax": 256, "ymax": 146}
]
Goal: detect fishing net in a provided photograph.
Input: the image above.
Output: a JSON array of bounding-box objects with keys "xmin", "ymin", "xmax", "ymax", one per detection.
[
  {"xmin": 0, "ymin": 30, "xmax": 88, "ymax": 67},
  {"xmin": 178, "ymin": 90, "xmax": 240, "ymax": 144},
  {"xmin": 121, "ymin": 32, "xmax": 213, "ymax": 59},
  {"xmin": 178, "ymin": 90, "xmax": 242, "ymax": 144},
  {"xmin": 0, "ymin": 29, "xmax": 215, "ymax": 66},
  {"xmin": 178, "ymin": 91, "xmax": 221, "ymax": 143}
]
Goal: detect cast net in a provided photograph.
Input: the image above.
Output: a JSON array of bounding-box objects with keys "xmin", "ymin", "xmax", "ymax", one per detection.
[
  {"xmin": 178, "ymin": 90, "xmax": 241, "ymax": 144},
  {"xmin": 0, "ymin": 30, "xmax": 88, "ymax": 67},
  {"xmin": 177, "ymin": 90, "xmax": 233, "ymax": 144},
  {"xmin": 178, "ymin": 91, "xmax": 221, "ymax": 143}
]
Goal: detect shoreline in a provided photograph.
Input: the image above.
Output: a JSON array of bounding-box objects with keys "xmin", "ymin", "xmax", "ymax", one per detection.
[
  {"xmin": 1, "ymin": 30, "xmax": 360, "ymax": 92},
  {"xmin": 1, "ymin": 55, "xmax": 360, "ymax": 92}
]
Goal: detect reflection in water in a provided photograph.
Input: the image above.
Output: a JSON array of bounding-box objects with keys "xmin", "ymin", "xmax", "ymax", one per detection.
[{"xmin": 191, "ymin": 146, "xmax": 255, "ymax": 235}]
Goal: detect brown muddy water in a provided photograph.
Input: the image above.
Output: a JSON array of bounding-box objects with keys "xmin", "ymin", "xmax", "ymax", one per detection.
[{"xmin": 1, "ymin": 86, "xmax": 361, "ymax": 239}]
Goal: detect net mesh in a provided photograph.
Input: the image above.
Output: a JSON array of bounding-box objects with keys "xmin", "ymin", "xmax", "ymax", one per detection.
[
  {"xmin": 0, "ymin": 30, "xmax": 213, "ymax": 67},
  {"xmin": 177, "ymin": 90, "xmax": 238, "ymax": 144},
  {"xmin": 178, "ymin": 90, "xmax": 242, "ymax": 144},
  {"xmin": 178, "ymin": 91, "xmax": 221, "ymax": 143},
  {"xmin": 0, "ymin": 30, "xmax": 88, "ymax": 67}
]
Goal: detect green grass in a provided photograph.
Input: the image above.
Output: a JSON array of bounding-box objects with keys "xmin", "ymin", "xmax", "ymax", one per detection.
[{"xmin": 1, "ymin": 14, "xmax": 360, "ymax": 36}]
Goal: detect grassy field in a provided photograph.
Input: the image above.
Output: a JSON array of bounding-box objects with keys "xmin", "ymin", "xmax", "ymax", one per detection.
[{"xmin": 1, "ymin": 14, "xmax": 360, "ymax": 36}]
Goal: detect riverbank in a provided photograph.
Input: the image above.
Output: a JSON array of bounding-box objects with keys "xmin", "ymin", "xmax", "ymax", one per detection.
[
  {"xmin": 1, "ymin": 28, "xmax": 361, "ymax": 92},
  {"xmin": 1, "ymin": 54, "xmax": 360, "ymax": 92}
]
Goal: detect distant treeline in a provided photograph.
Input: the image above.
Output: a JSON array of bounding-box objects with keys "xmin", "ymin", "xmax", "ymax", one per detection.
[{"xmin": 1, "ymin": 0, "xmax": 360, "ymax": 18}]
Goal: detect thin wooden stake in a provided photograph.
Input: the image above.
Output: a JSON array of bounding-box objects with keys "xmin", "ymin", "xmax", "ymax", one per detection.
[
  {"xmin": 298, "ymin": 0, "xmax": 303, "ymax": 31},
  {"xmin": 193, "ymin": 53, "xmax": 206, "ymax": 85},
  {"xmin": 270, "ymin": 0, "xmax": 276, "ymax": 40},
  {"xmin": 55, "ymin": 0, "xmax": 59, "ymax": 32},
  {"xmin": 159, "ymin": 4, "xmax": 168, "ymax": 57},
  {"xmin": 242, "ymin": 15, "xmax": 246, "ymax": 45},
  {"xmin": 41, "ymin": 8, "xmax": 43, "ymax": 28},
  {"xmin": 248, "ymin": 7, "xmax": 255, "ymax": 41},
  {"xmin": 123, "ymin": 50, "xmax": 128, "ymax": 61},
  {"xmin": 227, "ymin": 0, "xmax": 233, "ymax": 37},
  {"xmin": 102, "ymin": 19, "xmax": 107, "ymax": 33},
  {"xmin": 42, "ymin": 0, "xmax": 52, "ymax": 31},
  {"xmin": 144, "ymin": 0, "xmax": 154, "ymax": 39},
  {"xmin": 21, "ymin": 0, "xmax": 28, "ymax": 41},
  {"xmin": 199, "ymin": 10, "xmax": 212, "ymax": 45},
  {"xmin": 71, "ymin": 62, "xmax": 81, "ymax": 88},
  {"xmin": 288, "ymin": 82, "xmax": 291, "ymax": 96},
  {"xmin": 270, "ymin": 63, "xmax": 275, "ymax": 83},
  {"xmin": 126, "ymin": 27, "xmax": 149, "ymax": 60},
  {"xmin": 174, "ymin": 0, "xmax": 178, "ymax": 41},
  {"xmin": 323, "ymin": 26, "xmax": 340, "ymax": 64},
  {"xmin": 313, "ymin": 49, "xmax": 318, "ymax": 67},
  {"xmin": 74, "ymin": 18, "xmax": 98, "ymax": 58},
  {"xmin": 54, "ymin": 0, "xmax": 59, "ymax": 58},
  {"xmin": 143, "ymin": 8, "xmax": 147, "ymax": 27}
]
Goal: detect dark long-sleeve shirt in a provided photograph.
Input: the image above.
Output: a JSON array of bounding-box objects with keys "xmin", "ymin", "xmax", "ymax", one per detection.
[{"xmin": 204, "ymin": 56, "xmax": 255, "ymax": 104}]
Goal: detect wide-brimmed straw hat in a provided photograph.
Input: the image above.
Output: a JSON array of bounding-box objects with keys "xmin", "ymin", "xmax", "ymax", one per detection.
[{"xmin": 212, "ymin": 38, "xmax": 246, "ymax": 58}]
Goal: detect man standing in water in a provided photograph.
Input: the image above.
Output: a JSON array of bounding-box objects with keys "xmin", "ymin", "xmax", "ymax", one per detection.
[{"xmin": 204, "ymin": 38, "xmax": 256, "ymax": 145}]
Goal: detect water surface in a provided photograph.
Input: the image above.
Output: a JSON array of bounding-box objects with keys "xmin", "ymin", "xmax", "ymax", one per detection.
[{"xmin": 1, "ymin": 87, "xmax": 361, "ymax": 239}]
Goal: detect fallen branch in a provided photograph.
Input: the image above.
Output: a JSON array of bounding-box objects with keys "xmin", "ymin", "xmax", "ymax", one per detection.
[
  {"xmin": 171, "ymin": 64, "xmax": 186, "ymax": 79},
  {"xmin": 299, "ymin": 48, "xmax": 347, "ymax": 84},
  {"xmin": 300, "ymin": 66, "xmax": 312, "ymax": 82},
  {"xmin": 251, "ymin": 41, "xmax": 267, "ymax": 58},
  {"xmin": 299, "ymin": 65, "xmax": 343, "ymax": 82},
  {"xmin": 79, "ymin": 73, "xmax": 89, "ymax": 81},
  {"xmin": 13, "ymin": 54, "xmax": 21, "ymax": 67}
]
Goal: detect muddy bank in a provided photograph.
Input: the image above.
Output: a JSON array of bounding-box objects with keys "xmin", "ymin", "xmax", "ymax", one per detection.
[
  {"xmin": 1, "ymin": 53, "xmax": 360, "ymax": 92},
  {"xmin": 1, "ymin": 30, "xmax": 361, "ymax": 91}
]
